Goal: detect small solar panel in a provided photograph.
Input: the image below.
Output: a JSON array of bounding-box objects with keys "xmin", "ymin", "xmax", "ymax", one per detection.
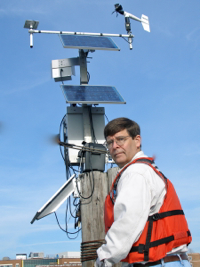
[
  {"xmin": 59, "ymin": 35, "xmax": 120, "ymax": 51},
  {"xmin": 61, "ymin": 85, "xmax": 126, "ymax": 104},
  {"xmin": 31, "ymin": 175, "xmax": 75, "ymax": 224}
]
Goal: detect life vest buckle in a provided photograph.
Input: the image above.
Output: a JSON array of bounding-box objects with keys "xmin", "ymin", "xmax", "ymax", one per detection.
[
  {"xmin": 152, "ymin": 213, "xmax": 160, "ymax": 221},
  {"xmin": 138, "ymin": 244, "xmax": 145, "ymax": 253}
]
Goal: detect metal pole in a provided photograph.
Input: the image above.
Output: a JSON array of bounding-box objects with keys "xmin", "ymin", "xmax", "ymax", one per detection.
[
  {"xmin": 79, "ymin": 50, "xmax": 88, "ymax": 85},
  {"xmin": 29, "ymin": 29, "xmax": 134, "ymax": 39}
]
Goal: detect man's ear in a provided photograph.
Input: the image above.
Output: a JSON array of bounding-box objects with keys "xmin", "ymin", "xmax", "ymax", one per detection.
[{"xmin": 135, "ymin": 135, "xmax": 141, "ymax": 149}]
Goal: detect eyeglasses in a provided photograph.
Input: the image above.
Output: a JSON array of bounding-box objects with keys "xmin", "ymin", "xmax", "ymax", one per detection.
[{"xmin": 106, "ymin": 136, "xmax": 131, "ymax": 149}]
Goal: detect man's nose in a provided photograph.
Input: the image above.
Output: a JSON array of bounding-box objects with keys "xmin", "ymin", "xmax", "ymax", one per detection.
[{"xmin": 112, "ymin": 139, "xmax": 119, "ymax": 149}]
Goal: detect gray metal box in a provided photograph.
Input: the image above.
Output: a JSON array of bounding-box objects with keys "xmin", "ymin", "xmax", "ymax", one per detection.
[{"xmin": 66, "ymin": 106, "xmax": 105, "ymax": 165}]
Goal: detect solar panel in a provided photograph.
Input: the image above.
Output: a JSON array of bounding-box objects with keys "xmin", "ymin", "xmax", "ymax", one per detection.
[
  {"xmin": 59, "ymin": 34, "xmax": 120, "ymax": 51},
  {"xmin": 61, "ymin": 85, "xmax": 126, "ymax": 104},
  {"xmin": 31, "ymin": 175, "xmax": 76, "ymax": 224}
]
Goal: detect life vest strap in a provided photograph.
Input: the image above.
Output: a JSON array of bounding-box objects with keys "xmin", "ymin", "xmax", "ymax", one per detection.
[
  {"xmin": 148, "ymin": 209, "xmax": 184, "ymax": 221},
  {"xmin": 144, "ymin": 220, "xmax": 153, "ymax": 261},
  {"xmin": 130, "ymin": 235, "xmax": 174, "ymax": 253},
  {"xmin": 130, "ymin": 209, "xmax": 186, "ymax": 260},
  {"xmin": 109, "ymin": 157, "xmax": 167, "ymax": 205},
  {"xmin": 130, "ymin": 231, "xmax": 191, "ymax": 254}
]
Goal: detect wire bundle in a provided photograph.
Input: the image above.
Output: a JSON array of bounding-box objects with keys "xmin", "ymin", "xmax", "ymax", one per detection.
[{"xmin": 55, "ymin": 112, "xmax": 110, "ymax": 238}]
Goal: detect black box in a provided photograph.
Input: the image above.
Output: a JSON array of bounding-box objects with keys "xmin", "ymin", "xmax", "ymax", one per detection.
[{"xmin": 84, "ymin": 143, "xmax": 106, "ymax": 172}]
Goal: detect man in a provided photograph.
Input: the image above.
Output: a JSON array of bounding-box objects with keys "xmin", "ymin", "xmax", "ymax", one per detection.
[{"xmin": 96, "ymin": 118, "xmax": 192, "ymax": 267}]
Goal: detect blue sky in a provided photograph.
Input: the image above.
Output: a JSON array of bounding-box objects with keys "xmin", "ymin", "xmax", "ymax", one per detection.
[{"xmin": 0, "ymin": 0, "xmax": 200, "ymax": 260}]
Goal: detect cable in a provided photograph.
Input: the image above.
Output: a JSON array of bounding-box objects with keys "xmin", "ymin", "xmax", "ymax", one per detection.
[
  {"xmin": 104, "ymin": 113, "xmax": 109, "ymax": 123},
  {"xmin": 121, "ymin": 36, "xmax": 133, "ymax": 45},
  {"xmin": 54, "ymin": 212, "xmax": 81, "ymax": 235},
  {"xmin": 63, "ymin": 198, "xmax": 82, "ymax": 238},
  {"xmin": 56, "ymin": 110, "xmax": 104, "ymax": 238},
  {"xmin": 78, "ymin": 152, "xmax": 96, "ymax": 207},
  {"xmin": 69, "ymin": 195, "xmax": 78, "ymax": 219},
  {"xmin": 60, "ymin": 68, "xmax": 65, "ymax": 85},
  {"xmin": 57, "ymin": 114, "xmax": 83, "ymax": 237},
  {"xmin": 76, "ymin": 158, "xmax": 95, "ymax": 200},
  {"xmin": 59, "ymin": 114, "xmax": 81, "ymax": 176},
  {"xmin": 54, "ymin": 212, "xmax": 68, "ymax": 233},
  {"xmin": 73, "ymin": 197, "xmax": 80, "ymax": 207},
  {"xmin": 87, "ymin": 71, "xmax": 90, "ymax": 82},
  {"xmin": 59, "ymin": 114, "xmax": 66, "ymax": 161}
]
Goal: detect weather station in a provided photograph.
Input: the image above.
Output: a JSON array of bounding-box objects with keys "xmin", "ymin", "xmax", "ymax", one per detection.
[{"xmin": 24, "ymin": 4, "xmax": 150, "ymax": 267}]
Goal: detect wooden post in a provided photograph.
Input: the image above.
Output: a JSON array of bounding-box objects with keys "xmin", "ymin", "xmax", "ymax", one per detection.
[{"xmin": 80, "ymin": 168, "xmax": 121, "ymax": 267}]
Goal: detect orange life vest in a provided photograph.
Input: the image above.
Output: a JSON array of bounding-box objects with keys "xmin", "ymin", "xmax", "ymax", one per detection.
[{"xmin": 104, "ymin": 157, "xmax": 192, "ymax": 263}]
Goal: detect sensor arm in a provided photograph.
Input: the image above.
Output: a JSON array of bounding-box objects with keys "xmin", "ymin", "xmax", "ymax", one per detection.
[{"xmin": 124, "ymin": 11, "xmax": 141, "ymax": 23}]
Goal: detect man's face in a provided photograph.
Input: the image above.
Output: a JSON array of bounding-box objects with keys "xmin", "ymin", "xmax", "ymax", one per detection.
[{"xmin": 106, "ymin": 129, "xmax": 141, "ymax": 168}]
